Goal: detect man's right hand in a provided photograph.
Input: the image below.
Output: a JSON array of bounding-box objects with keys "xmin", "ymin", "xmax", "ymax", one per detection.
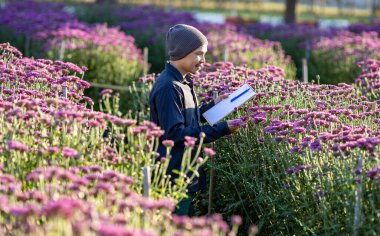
[{"xmin": 227, "ymin": 119, "xmax": 240, "ymax": 133}]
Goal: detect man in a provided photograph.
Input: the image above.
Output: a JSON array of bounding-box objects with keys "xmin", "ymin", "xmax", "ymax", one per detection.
[{"xmin": 149, "ymin": 24, "xmax": 238, "ymax": 215}]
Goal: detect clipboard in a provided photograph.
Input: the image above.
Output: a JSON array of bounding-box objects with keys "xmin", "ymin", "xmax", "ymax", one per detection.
[{"xmin": 202, "ymin": 83, "xmax": 256, "ymax": 126}]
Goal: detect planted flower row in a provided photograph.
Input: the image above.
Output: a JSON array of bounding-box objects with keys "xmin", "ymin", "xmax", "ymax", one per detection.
[
  {"xmin": 195, "ymin": 62, "xmax": 379, "ymax": 234},
  {"xmin": 0, "ymin": 165, "xmax": 251, "ymax": 236},
  {"xmin": 0, "ymin": 44, "xmax": 257, "ymax": 235},
  {"xmin": 0, "ymin": 42, "xmax": 215, "ymax": 201},
  {"xmin": 237, "ymin": 23, "xmax": 336, "ymax": 79},
  {"xmin": 0, "ymin": 0, "xmax": 144, "ymax": 86},
  {"xmin": 355, "ymin": 59, "xmax": 380, "ymax": 101},
  {"xmin": 5, "ymin": 1, "xmax": 380, "ymax": 88},
  {"xmin": 206, "ymin": 24, "xmax": 296, "ymax": 79},
  {"xmin": 112, "ymin": 4, "xmax": 296, "ymax": 77},
  {"xmin": 311, "ymin": 31, "xmax": 380, "ymax": 85},
  {"xmin": 237, "ymin": 22, "xmax": 380, "ymax": 87},
  {"xmin": 140, "ymin": 61, "xmax": 380, "ymax": 234}
]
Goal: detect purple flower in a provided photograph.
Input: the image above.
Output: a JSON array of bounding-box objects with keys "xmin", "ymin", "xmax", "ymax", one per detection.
[
  {"xmin": 290, "ymin": 146, "xmax": 302, "ymax": 153},
  {"xmin": 230, "ymin": 119, "xmax": 242, "ymax": 127},
  {"xmin": 286, "ymin": 168, "xmax": 295, "ymax": 174},
  {"xmin": 287, "ymin": 137, "xmax": 298, "ymax": 144},
  {"xmin": 6, "ymin": 140, "xmax": 28, "ymax": 152},
  {"xmin": 47, "ymin": 146, "xmax": 60, "ymax": 153},
  {"xmin": 310, "ymin": 139, "xmax": 323, "ymax": 151},
  {"xmin": 0, "ymin": 196, "xmax": 9, "ymax": 213},
  {"xmin": 293, "ymin": 126, "xmax": 306, "ymax": 134},
  {"xmin": 9, "ymin": 204, "xmax": 38, "ymax": 218},
  {"xmin": 286, "ymin": 164, "xmax": 312, "ymax": 175},
  {"xmin": 253, "ymin": 116, "xmax": 266, "ymax": 124},
  {"xmin": 95, "ymin": 182, "xmax": 114, "ymax": 194},
  {"xmin": 366, "ymin": 165, "xmax": 380, "ymax": 179},
  {"xmin": 62, "ymin": 147, "xmax": 79, "ymax": 158},
  {"xmin": 97, "ymin": 223, "xmax": 133, "ymax": 236},
  {"xmin": 274, "ymin": 135, "xmax": 285, "ymax": 142},
  {"xmin": 42, "ymin": 197, "xmax": 85, "ymax": 219}
]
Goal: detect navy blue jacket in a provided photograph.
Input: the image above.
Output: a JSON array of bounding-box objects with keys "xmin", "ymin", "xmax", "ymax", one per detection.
[{"xmin": 149, "ymin": 62, "xmax": 230, "ymax": 192}]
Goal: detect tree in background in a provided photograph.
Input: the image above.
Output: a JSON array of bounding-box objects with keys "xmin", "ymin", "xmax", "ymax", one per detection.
[
  {"xmin": 371, "ymin": 0, "xmax": 380, "ymax": 24},
  {"xmin": 284, "ymin": 0, "xmax": 298, "ymax": 24}
]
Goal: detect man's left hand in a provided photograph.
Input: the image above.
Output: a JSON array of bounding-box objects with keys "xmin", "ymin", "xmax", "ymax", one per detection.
[{"xmin": 214, "ymin": 94, "xmax": 229, "ymax": 104}]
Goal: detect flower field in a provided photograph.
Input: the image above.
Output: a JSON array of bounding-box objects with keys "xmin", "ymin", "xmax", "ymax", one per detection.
[
  {"xmin": 0, "ymin": 1, "xmax": 144, "ymax": 86},
  {"xmin": 0, "ymin": 43, "xmax": 248, "ymax": 235},
  {"xmin": 192, "ymin": 62, "xmax": 380, "ymax": 234},
  {"xmin": 1, "ymin": 0, "xmax": 380, "ymax": 235}
]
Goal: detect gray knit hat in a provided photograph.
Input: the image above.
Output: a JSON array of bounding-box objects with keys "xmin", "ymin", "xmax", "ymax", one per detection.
[{"xmin": 166, "ymin": 24, "xmax": 208, "ymax": 61}]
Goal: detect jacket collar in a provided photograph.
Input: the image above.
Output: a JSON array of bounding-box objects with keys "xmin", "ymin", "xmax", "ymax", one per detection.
[{"xmin": 166, "ymin": 62, "xmax": 192, "ymax": 85}]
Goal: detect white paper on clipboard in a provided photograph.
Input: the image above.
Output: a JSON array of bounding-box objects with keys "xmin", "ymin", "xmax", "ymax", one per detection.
[{"xmin": 202, "ymin": 83, "xmax": 256, "ymax": 126}]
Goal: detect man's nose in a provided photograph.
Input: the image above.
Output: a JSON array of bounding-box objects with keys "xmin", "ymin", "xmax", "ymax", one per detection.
[{"xmin": 200, "ymin": 55, "xmax": 205, "ymax": 63}]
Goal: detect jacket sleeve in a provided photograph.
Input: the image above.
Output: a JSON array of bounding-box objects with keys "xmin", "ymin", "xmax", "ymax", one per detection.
[
  {"xmin": 154, "ymin": 86, "xmax": 230, "ymax": 146},
  {"xmin": 199, "ymin": 100, "xmax": 215, "ymax": 123}
]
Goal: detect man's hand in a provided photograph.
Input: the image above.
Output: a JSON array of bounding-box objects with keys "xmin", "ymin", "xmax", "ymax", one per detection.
[
  {"xmin": 227, "ymin": 119, "xmax": 240, "ymax": 133},
  {"xmin": 214, "ymin": 94, "xmax": 229, "ymax": 104}
]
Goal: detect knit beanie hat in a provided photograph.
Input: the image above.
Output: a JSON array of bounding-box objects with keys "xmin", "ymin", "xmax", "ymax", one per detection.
[{"xmin": 166, "ymin": 24, "xmax": 208, "ymax": 61}]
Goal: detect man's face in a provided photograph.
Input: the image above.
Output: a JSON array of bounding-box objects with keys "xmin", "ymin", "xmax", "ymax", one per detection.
[{"xmin": 178, "ymin": 44, "xmax": 207, "ymax": 75}]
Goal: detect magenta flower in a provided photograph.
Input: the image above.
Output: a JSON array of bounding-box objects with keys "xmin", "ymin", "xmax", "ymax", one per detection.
[
  {"xmin": 278, "ymin": 130, "xmax": 290, "ymax": 136},
  {"xmin": 97, "ymin": 223, "xmax": 133, "ymax": 236},
  {"xmin": 230, "ymin": 119, "xmax": 242, "ymax": 127},
  {"xmin": 47, "ymin": 146, "xmax": 60, "ymax": 153},
  {"xmin": 231, "ymin": 215, "xmax": 242, "ymax": 225},
  {"xmin": 310, "ymin": 139, "xmax": 323, "ymax": 151},
  {"xmin": 162, "ymin": 140, "xmax": 174, "ymax": 147},
  {"xmin": 95, "ymin": 182, "xmax": 114, "ymax": 194},
  {"xmin": 287, "ymin": 137, "xmax": 298, "ymax": 144},
  {"xmin": 197, "ymin": 157, "xmax": 204, "ymax": 164},
  {"xmin": 249, "ymin": 225, "xmax": 259, "ymax": 234},
  {"xmin": 42, "ymin": 197, "xmax": 85, "ymax": 219},
  {"xmin": 286, "ymin": 164, "xmax": 312, "ymax": 175},
  {"xmin": 184, "ymin": 136, "xmax": 197, "ymax": 148},
  {"xmin": 6, "ymin": 140, "xmax": 29, "ymax": 152},
  {"xmin": 253, "ymin": 116, "xmax": 266, "ymax": 124},
  {"xmin": 100, "ymin": 89, "xmax": 113, "ymax": 96},
  {"xmin": 366, "ymin": 165, "xmax": 380, "ymax": 179},
  {"xmin": 0, "ymin": 196, "xmax": 9, "ymax": 213},
  {"xmin": 62, "ymin": 147, "xmax": 79, "ymax": 158},
  {"xmin": 290, "ymin": 146, "xmax": 302, "ymax": 153},
  {"xmin": 204, "ymin": 147, "xmax": 216, "ymax": 156},
  {"xmin": 274, "ymin": 135, "xmax": 285, "ymax": 142},
  {"xmin": 9, "ymin": 204, "xmax": 39, "ymax": 218},
  {"xmin": 293, "ymin": 126, "xmax": 307, "ymax": 134}
]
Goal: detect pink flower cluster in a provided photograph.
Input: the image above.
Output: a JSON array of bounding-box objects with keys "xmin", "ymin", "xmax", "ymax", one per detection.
[
  {"xmin": 206, "ymin": 25, "xmax": 295, "ymax": 78},
  {"xmin": 0, "ymin": 0, "xmax": 77, "ymax": 39},
  {"xmin": 0, "ymin": 165, "xmax": 242, "ymax": 235},
  {"xmin": 313, "ymin": 31, "xmax": 380, "ymax": 63},
  {"xmin": 190, "ymin": 61, "xmax": 380, "ymax": 180},
  {"xmin": 0, "ymin": 43, "xmax": 90, "ymax": 103},
  {"xmin": 311, "ymin": 31, "xmax": 380, "ymax": 84},
  {"xmin": 39, "ymin": 22, "xmax": 143, "ymax": 63},
  {"xmin": 355, "ymin": 59, "xmax": 380, "ymax": 100}
]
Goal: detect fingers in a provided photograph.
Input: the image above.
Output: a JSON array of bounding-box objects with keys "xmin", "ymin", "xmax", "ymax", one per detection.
[
  {"xmin": 215, "ymin": 94, "xmax": 230, "ymax": 104},
  {"xmin": 227, "ymin": 119, "xmax": 240, "ymax": 133}
]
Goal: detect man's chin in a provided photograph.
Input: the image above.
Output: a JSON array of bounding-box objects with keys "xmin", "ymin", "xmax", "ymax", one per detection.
[
  {"xmin": 190, "ymin": 69, "xmax": 199, "ymax": 74},
  {"xmin": 193, "ymin": 67, "xmax": 202, "ymax": 74}
]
